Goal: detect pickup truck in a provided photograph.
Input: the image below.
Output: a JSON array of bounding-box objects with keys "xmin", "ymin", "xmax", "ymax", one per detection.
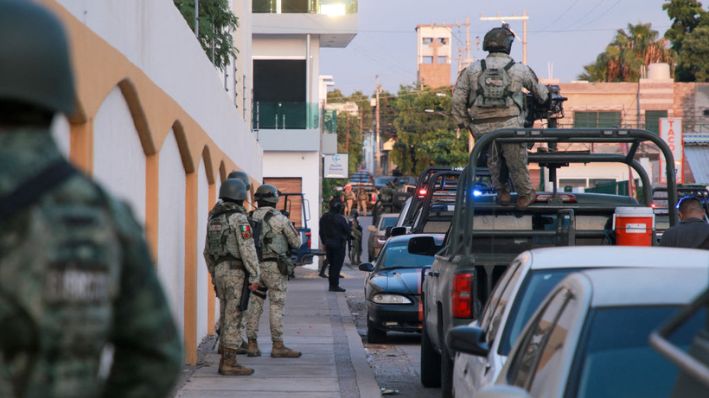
[
  {"xmin": 279, "ymin": 192, "xmax": 322, "ymax": 266},
  {"xmin": 412, "ymin": 128, "xmax": 679, "ymax": 397}
]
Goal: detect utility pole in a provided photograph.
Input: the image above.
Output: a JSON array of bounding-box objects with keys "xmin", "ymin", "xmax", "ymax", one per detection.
[
  {"xmin": 480, "ymin": 11, "xmax": 529, "ymax": 64},
  {"xmin": 194, "ymin": 0, "xmax": 199, "ymax": 37},
  {"xmin": 375, "ymin": 83, "xmax": 382, "ymax": 176}
]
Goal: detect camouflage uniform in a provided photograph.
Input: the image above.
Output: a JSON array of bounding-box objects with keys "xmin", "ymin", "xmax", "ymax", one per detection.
[
  {"xmin": 245, "ymin": 207, "xmax": 301, "ymax": 345},
  {"xmin": 203, "ymin": 203, "xmax": 260, "ymax": 352},
  {"xmin": 452, "ymin": 52, "xmax": 548, "ymax": 197},
  {"xmin": 357, "ymin": 189, "xmax": 369, "ymax": 216},
  {"xmin": 0, "ymin": 131, "xmax": 182, "ymax": 397}
]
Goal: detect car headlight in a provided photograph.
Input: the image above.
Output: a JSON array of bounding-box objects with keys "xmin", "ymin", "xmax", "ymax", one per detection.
[{"xmin": 372, "ymin": 294, "xmax": 413, "ymax": 304}]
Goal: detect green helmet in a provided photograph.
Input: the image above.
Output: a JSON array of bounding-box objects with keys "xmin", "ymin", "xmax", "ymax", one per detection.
[
  {"xmin": 227, "ymin": 170, "xmax": 251, "ymax": 191},
  {"xmin": 0, "ymin": 1, "xmax": 76, "ymax": 115},
  {"xmin": 482, "ymin": 26, "xmax": 515, "ymax": 54},
  {"xmin": 219, "ymin": 179, "xmax": 247, "ymax": 202},
  {"xmin": 255, "ymin": 184, "xmax": 279, "ymax": 206}
]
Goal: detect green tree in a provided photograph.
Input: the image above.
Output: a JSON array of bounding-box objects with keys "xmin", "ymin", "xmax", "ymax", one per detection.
[
  {"xmin": 327, "ymin": 91, "xmax": 368, "ymax": 173},
  {"xmin": 663, "ymin": 0, "xmax": 709, "ymax": 81},
  {"xmin": 579, "ymin": 23, "xmax": 673, "ymax": 81},
  {"xmin": 175, "ymin": 0, "xmax": 238, "ymax": 70}
]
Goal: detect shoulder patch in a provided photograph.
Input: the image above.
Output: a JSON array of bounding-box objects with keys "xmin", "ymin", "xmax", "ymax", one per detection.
[{"xmin": 239, "ymin": 224, "xmax": 253, "ymax": 240}]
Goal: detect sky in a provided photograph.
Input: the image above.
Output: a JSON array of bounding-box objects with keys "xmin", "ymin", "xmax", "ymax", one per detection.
[{"xmin": 320, "ymin": 0, "xmax": 673, "ymax": 96}]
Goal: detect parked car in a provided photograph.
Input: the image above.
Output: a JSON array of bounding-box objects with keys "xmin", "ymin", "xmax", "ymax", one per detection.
[
  {"xmin": 463, "ymin": 265, "xmax": 709, "ymax": 398},
  {"xmin": 367, "ymin": 213, "xmax": 398, "ymax": 261},
  {"xmin": 359, "ymin": 234, "xmax": 445, "ymax": 343},
  {"xmin": 451, "ymin": 246, "xmax": 709, "ymax": 398}
]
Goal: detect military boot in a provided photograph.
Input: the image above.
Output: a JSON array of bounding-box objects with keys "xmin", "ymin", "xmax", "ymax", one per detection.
[
  {"xmin": 271, "ymin": 341, "xmax": 302, "ymax": 358},
  {"xmin": 516, "ymin": 191, "xmax": 537, "ymax": 209},
  {"xmin": 496, "ymin": 189, "xmax": 512, "ymax": 205},
  {"xmin": 246, "ymin": 338, "xmax": 261, "ymax": 357},
  {"xmin": 218, "ymin": 348, "xmax": 254, "ymax": 376},
  {"xmin": 235, "ymin": 338, "xmax": 248, "ymax": 355}
]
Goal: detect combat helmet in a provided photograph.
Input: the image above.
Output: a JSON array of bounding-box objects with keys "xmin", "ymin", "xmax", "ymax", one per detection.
[
  {"xmin": 219, "ymin": 179, "xmax": 248, "ymax": 202},
  {"xmin": 227, "ymin": 170, "xmax": 251, "ymax": 191},
  {"xmin": 0, "ymin": 0, "xmax": 75, "ymax": 115},
  {"xmin": 255, "ymin": 184, "xmax": 279, "ymax": 206},
  {"xmin": 482, "ymin": 25, "xmax": 515, "ymax": 54}
]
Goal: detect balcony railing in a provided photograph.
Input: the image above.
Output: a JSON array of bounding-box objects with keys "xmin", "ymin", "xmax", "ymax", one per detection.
[
  {"xmin": 252, "ymin": 101, "xmax": 320, "ymax": 130},
  {"xmin": 253, "ymin": 0, "xmax": 357, "ymax": 15}
]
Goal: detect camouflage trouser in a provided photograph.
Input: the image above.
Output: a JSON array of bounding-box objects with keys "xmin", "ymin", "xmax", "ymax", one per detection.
[
  {"xmin": 214, "ymin": 263, "xmax": 246, "ymax": 350},
  {"xmin": 218, "ymin": 299, "xmax": 245, "ymax": 343},
  {"xmin": 471, "ymin": 116, "xmax": 534, "ymax": 196},
  {"xmin": 245, "ymin": 261, "xmax": 287, "ymax": 342}
]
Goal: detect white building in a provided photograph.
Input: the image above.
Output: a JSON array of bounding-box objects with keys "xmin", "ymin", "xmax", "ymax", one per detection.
[{"xmin": 252, "ymin": 0, "xmax": 358, "ymax": 247}]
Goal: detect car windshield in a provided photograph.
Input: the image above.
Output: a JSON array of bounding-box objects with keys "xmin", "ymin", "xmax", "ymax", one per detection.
[
  {"xmin": 499, "ymin": 269, "xmax": 572, "ymax": 355},
  {"xmin": 569, "ymin": 306, "xmax": 706, "ymax": 398},
  {"xmin": 379, "ymin": 216, "xmax": 398, "ymax": 230},
  {"xmin": 379, "ymin": 240, "xmax": 435, "ymax": 269}
]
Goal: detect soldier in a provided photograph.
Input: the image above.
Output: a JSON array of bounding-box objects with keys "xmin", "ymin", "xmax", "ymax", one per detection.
[
  {"xmin": 204, "ymin": 179, "xmax": 261, "ymax": 375},
  {"xmin": 208, "ymin": 171, "xmax": 251, "ymax": 355},
  {"xmin": 452, "ymin": 25, "xmax": 549, "ymax": 209},
  {"xmin": 357, "ymin": 187, "xmax": 369, "ymax": 216},
  {"xmin": 245, "ymin": 184, "xmax": 302, "ymax": 358},
  {"xmin": 0, "ymin": 1, "xmax": 182, "ymax": 395},
  {"xmin": 343, "ymin": 184, "xmax": 356, "ymax": 217},
  {"xmin": 349, "ymin": 210, "xmax": 363, "ymax": 265}
]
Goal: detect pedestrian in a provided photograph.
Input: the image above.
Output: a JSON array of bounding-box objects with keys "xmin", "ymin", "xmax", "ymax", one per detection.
[
  {"xmin": 204, "ymin": 178, "xmax": 261, "ymax": 376},
  {"xmin": 350, "ymin": 210, "xmax": 363, "ymax": 265},
  {"xmin": 660, "ymin": 196, "xmax": 709, "ymax": 248},
  {"xmin": 344, "ymin": 184, "xmax": 356, "ymax": 216},
  {"xmin": 0, "ymin": 1, "xmax": 182, "ymax": 395},
  {"xmin": 452, "ymin": 24, "xmax": 549, "ymax": 209},
  {"xmin": 357, "ymin": 187, "xmax": 369, "ymax": 216},
  {"xmin": 319, "ymin": 201, "xmax": 351, "ymax": 292},
  {"xmin": 245, "ymin": 185, "xmax": 303, "ymax": 358},
  {"xmin": 209, "ymin": 170, "xmax": 252, "ymax": 355}
]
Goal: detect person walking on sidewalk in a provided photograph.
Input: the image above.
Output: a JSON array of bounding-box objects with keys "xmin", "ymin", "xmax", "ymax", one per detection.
[
  {"xmin": 319, "ymin": 201, "xmax": 351, "ymax": 292},
  {"xmin": 0, "ymin": 2, "xmax": 183, "ymax": 395},
  {"xmin": 204, "ymin": 179, "xmax": 261, "ymax": 376},
  {"xmin": 245, "ymin": 185, "xmax": 303, "ymax": 358}
]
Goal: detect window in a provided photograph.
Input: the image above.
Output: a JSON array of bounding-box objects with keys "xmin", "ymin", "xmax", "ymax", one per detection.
[
  {"xmin": 645, "ymin": 110, "xmax": 668, "ymax": 134},
  {"xmin": 507, "ymin": 288, "xmax": 571, "ymax": 388},
  {"xmin": 422, "ymin": 56, "xmax": 433, "ymax": 64},
  {"xmin": 422, "ymin": 37, "xmax": 433, "ymax": 45},
  {"xmin": 438, "ymin": 37, "xmax": 448, "ymax": 45},
  {"xmin": 437, "ymin": 56, "xmax": 448, "ymax": 64},
  {"xmin": 486, "ymin": 261, "xmax": 525, "ymax": 343},
  {"xmin": 573, "ymin": 111, "xmax": 622, "ymax": 128},
  {"xmin": 481, "ymin": 260, "xmax": 521, "ymax": 332}
]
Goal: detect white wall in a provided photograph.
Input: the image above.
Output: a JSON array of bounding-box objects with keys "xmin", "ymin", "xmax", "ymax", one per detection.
[
  {"xmin": 196, "ymin": 160, "xmax": 210, "ymax": 345},
  {"xmin": 263, "ymin": 152, "xmax": 321, "ymax": 248},
  {"xmin": 57, "ymin": 0, "xmax": 262, "ymax": 181},
  {"xmin": 554, "ymin": 163, "xmax": 650, "ymax": 192},
  {"xmin": 157, "ymin": 130, "xmax": 186, "ymax": 336},
  {"xmin": 93, "ymin": 86, "xmax": 146, "ymax": 222},
  {"xmin": 51, "ymin": 115, "xmax": 71, "ymax": 157}
]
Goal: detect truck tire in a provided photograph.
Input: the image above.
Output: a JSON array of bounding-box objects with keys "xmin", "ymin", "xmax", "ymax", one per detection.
[
  {"xmin": 420, "ymin": 323, "xmax": 442, "ymax": 387},
  {"xmin": 441, "ymin": 347, "xmax": 454, "ymax": 397},
  {"xmin": 367, "ymin": 319, "xmax": 387, "ymax": 344}
]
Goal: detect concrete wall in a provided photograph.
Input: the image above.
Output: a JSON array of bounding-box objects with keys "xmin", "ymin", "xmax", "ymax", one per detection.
[
  {"xmin": 196, "ymin": 160, "xmax": 209, "ymax": 348},
  {"xmin": 263, "ymin": 152, "xmax": 321, "ymax": 248}
]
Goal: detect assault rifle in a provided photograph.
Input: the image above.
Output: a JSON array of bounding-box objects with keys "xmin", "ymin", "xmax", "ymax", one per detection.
[{"xmin": 525, "ymin": 84, "xmax": 567, "ymax": 128}]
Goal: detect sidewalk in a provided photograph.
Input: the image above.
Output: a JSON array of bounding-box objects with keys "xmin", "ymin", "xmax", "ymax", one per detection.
[{"xmin": 175, "ymin": 267, "xmax": 381, "ymax": 398}]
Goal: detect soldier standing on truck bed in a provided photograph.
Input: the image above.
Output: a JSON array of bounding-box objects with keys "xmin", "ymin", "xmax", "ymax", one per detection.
[{"xmin": 452, "ymin": 24, "xmax": 549, "ymax": 209}]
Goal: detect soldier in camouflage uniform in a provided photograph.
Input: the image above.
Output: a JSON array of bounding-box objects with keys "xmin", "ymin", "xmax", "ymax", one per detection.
[
  {"xmin": 0, "ymin": 2, "xmax": 182, "ymax": 396},
  {"xmin": 245, "ymin": 185, "xmax": 303, "ymax": 358},
  {"xmin": 452, "ymin": 25, "xmax": 549, "ymax": 209},
  {"xmin": 204, "ymin": 179, "xmax": 261, "ymax": 375}
]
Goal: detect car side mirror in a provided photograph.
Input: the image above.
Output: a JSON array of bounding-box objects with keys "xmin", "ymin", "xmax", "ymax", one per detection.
[
  {"xmin": 384, "ymin": 226, "xmax": 393, "ymax": 238},
  {"xmin": 390, "ymin": 226, "xmax": 407, "ymax": 237},
  {"xmin": 447, "ymin": 326, "xmax": 490, "ymax": 357},
  {"xmin": 476, "ymin": 385, "xmax": 533, "ymax": 398},
  {"xmin": 358, "ymin": 262, "xmax": 375, "ymax": 272},
  {"xmin": 367, "ymin": 225, "xmax": 378, "ymax": 233},
  {"xmin": 408, "ymin": 236, "xmax": 438, "ymax": 256}
]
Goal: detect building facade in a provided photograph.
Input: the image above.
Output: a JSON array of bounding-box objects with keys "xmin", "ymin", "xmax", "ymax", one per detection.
[
  {"xmin": 251, "ymin": 0, "xmax": 358, "ymax": 248},
  {"xmin": 416, "ymin": 24, "xmax": 452, "ymax": 89}
]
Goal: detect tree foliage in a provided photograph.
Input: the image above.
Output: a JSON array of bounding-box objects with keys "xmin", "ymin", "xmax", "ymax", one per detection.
[
  {"xmin": 327, "ymin": 91, "xmax": 368, "ymax": 173},
  {"xmin": 175, "ymin": 0, "xmax": 238, "ymax": 70},
  {"xmin": 579, "ymin": 23, "xmax": 674, "ymax": 82},
  {"xmin": 663, "ymin": 0, "xmax": 709, "ymax": 81}
]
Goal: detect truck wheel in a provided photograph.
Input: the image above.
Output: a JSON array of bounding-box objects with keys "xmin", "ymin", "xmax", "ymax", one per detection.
[
  {"xmin": 420, "ymin": 324, "xmax": 441, "ymax": 387},
  {"xmin": 367, "ymin": 319, "xmax": 386, "ymax": 344},
  {"xmin": 441, "ymin": 347, "xmax": 454, "ymax": 397}
]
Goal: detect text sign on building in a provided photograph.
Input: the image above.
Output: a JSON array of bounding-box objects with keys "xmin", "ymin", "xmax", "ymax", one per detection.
[
  {"xmin": 658, "ymin": 117, "xmax": 684, "ymax": 184},
  {"xmin": 324, "ymin": 154, "xmax": 349, "ymax": 179}
]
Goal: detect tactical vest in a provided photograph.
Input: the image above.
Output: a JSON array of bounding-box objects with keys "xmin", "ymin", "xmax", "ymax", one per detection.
[
  {"xmin": 251, "ymin": 208, "xmax": 288, "ymax": 260},
  {"xmin": 0, "ymin": 161, "xmax": 122, "ymax": 397},
  {"xmin": 469, "ymin": 59, "xmax": 524, "ymax": 121},
  {"xmin": 206, "ymin": 208, "xmax": 242, "ymax": 264}
]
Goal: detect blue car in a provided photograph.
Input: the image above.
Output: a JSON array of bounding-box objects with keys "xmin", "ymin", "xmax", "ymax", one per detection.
[{"xmin": 359, "ymin": 234, "xmax": 444, "ymax": 343}]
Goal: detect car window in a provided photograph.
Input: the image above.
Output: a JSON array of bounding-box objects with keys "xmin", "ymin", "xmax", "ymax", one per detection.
[
  {"xmin": 378, "ymin": 240, "xmax": 435, "ymax": 269},
  {"xmin": 481, "ymin": 260, "xmax": 521, "ymax": 334},
  {"xmin": 499, "ymin": 269, "xmax": 574, "ymax": 355},
  {"xmin": 487, "ymin": 261, "xmax": 527, "ymax": 343},
  {"xmin": 568, "ymin": 306, "xmax": 706, "ymax": 398},
  {"xmin": 507, "ymin": 288, "xmax": 571, "ymax": 389},
  {"xmin": 379, "ymin": 216, "xmax": 398, "ymax": 230}
]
